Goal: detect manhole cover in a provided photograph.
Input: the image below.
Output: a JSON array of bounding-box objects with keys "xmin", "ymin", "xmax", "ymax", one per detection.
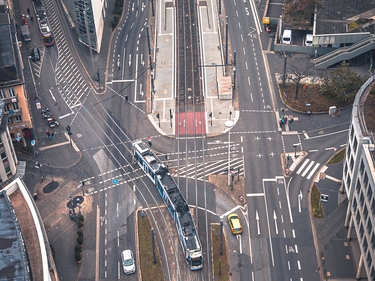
[{"xmin": 43, "ymin": 181, "xmax": 59, "ymax": 193}]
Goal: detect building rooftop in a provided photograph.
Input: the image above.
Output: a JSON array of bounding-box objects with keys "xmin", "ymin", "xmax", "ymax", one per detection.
[
  {"xmin": 0, "ymin": 177, "xmax": 57, "ymax": 281},
  {"xmin": 0, "ymin": 190, "xmax": 30, "ymax": 280},
  {"xmin": 0, "ymin": 13, "xmax": 21, "ymax": 85},
  {"xmin": 316, "ymin": 0, "xmax": 375, "ymax": 35}
]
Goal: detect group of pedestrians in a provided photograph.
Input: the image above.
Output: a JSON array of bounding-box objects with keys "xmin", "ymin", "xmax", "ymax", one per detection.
[{"xmin": 46, "ymin": 130, "xmax": 55, "ymax": 140}]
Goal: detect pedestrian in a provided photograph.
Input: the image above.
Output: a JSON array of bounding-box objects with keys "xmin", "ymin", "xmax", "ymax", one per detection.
[
  {"xmin": 27, "ymin": 8, "xmax": 30, "ymax": 15},
  {"xmin": 48, "ymin": 132, "xmax": 51, "ymax": 139},
  {"xmin": 125, "ymin": 95, "xmax": 129, "ymax": 103},
  {"xmin": 51, "ymin": 132, "xmax": 55, "ymax": 140},
  {"xmin": 46, "ymin": 130, "xmax": 49, "ymax": 139},
  {"xmin": 30, "ymin": 16, "xmax": 33, "ymax": 23}
]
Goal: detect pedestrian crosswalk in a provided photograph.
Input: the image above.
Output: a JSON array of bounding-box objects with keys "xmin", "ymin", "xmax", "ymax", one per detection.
[
  {"xmin": 171, "ymin": 157, "xmax": 244, "ymax": 181},
  {"xmin": 296, "ymin": 158, "xmax": 322, "ymax": 180}
]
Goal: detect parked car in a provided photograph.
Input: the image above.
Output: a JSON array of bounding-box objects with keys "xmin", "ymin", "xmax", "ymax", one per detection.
[
  {"xmin": 304, "ymin": 34, "xmax": 313, "ymax": 46},
  {"xmin": 41, "ymin": 108, "xmax": 53, "ymax": 119},
  {"xmin": 227, "ymin": 213, "xmax": 243, "ymax": 235},
  {"xmin": 282, "ymin": 29, "xmax": 292, "ymax": 45},
  {"xmin": 30, "ymin": 47, "xmax": 40, "ymax": 61},
  {"xmin": 121, "ymin": 250, "xmax": 135, "ymax": 274},
  {"xmin": 47, "ymin": 119, "xmax": 59, "ymax": 128}
]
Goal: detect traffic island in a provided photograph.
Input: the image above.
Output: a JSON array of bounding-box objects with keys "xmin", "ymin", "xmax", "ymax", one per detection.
[
  {"xmin": 211, "ymin": 223, "xmax": 229, "ymax": 281},
  {"xmin": 208, "ymin": 174, "xmax": 245, "ymax": 206}
]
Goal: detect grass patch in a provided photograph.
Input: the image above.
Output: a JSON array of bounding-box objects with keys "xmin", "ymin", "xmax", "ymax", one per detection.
[
  {"xmin": 311, "ymin": 185, "xmax": 324, "ymax": 218},
  {"xmin": 138, "ymin": 211, "xmax": 164, "ymax": 281},
  {"xmin": 211, "ymin": 224, "xmax": 229, "ymax": 281},
  {"xmin": 327, "ymin": 148, "xmax": 346, "ymax": 165}
]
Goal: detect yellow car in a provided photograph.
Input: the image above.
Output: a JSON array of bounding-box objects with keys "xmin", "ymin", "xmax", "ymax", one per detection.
[{"xmin": 227, "ymin": 213, "xmax": 242, "ymax": 234}]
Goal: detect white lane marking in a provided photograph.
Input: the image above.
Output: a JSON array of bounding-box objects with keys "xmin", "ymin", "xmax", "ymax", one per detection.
[
  {"xmin": 247, "ymin": 193, "xmax": 265, "ymax": 197},
  {"xmin": 297, "ymin": 260, "xmax": 301, "ymax": 270},
  {"xmin": 292, "ymin": 229, "xmax": 296, "ymax": 238}
]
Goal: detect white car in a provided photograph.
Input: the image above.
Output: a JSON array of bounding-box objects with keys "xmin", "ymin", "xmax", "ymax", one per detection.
[{"xmin": 121, "ymin": 250, "xmax": 135, "ymax": 274}]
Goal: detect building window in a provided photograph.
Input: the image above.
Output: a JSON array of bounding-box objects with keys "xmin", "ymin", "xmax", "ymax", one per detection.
[
  {"xmin": 353, "ymin": 137, "xmax": 358, "ymax": 153},
  {"xmin": 371, "ymin": 233, "xmax": 375, "ymax": 249},
  {"xmin": 3, "ymin": 104, "xmax": 9, "ymax": 112},
  {"xmin": 364, "ymin": 205, "xmax": 368, "ymax": 221},
  {"xmin": 344, "ymin": 162, "xmax": 348, "ymax": 175},
  {"xmin": 367, "ymin": 186, "xmax": 373, "ymax": 200},
  {"xmin": 366, "ymin": 252, "xmax": 371, "ymax": 268},
  {"xmin": 0, "ymin": 89, "xmax": 5, "ymax": 99},
  {"xmin": 356, "ymin": 179, "xmax": 361, "ymax": 193},
  {"xmin": 12, "ymin": 102, "xmax": 19, "ymax": 110},
  {"xmin": 15, "ymin": 116, "xmax": 22, "ymax": 122},
  {"xmin": 5, "ymin": 165, "xmax": 11, "ymax": 175},
  {"xmin": 8, "ymin": 88, "xmax": 15, "ymax": 98},
  {"xmin": 8, "ymin": 117, "xmax": 13, "ymax": 124},
  {"xmin": 347, "ymin": 144, "xmax": 351, "ymax": 159},
  {"xmin": 367, "ymin": 218, "xmax": 371, "ymax": 232},
  {"xmin": 350, "ymin": 126, "xmax": 354, "ymax": 139},
  {"xmin": 346, "ymin": 174, "xmax": 351, "ymax": 189},
  {"xmin": 363, "ymin": 237, "xmax": 368, "ymax": 252},
  {"xmin": 350, "ymin": 156, "xmax": 354, "ymax": 170},
  {"xmin": 372, "ymin": 199, "xmax": 375, "ymax": 216},
  {"xmin": 356, "ymin": 211, "xmax": 361, "ymax": 224},
  {"xmin": 1, "ymin": 152, "xmax": 6, "ymax": 160},
  {"xmin": 352, "ymin": 197, "xmax": 358, "ymax": 210},
  {"xmin": 360, "ymin": 192, "xmax": 365, "ymax": 206},
  {"xmin": 360, "ymin": 223, "xmax": 364, "ymax": 238},
  {"xmin": 360, "ymin": 160, "xmax": 365, "ymax": 175},
  {"xmin": 364, "ymin": 173, "xmax": 369, "ymax": 187}
]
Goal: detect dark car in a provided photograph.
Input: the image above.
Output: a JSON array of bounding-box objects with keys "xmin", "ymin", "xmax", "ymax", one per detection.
[
  {"xmin": 48, "ymin": 120, "xmax": 59, "ymax": 128},
  {"xmin": 30, "ymin": 47, "xmax": 40, "ymax": 61}
]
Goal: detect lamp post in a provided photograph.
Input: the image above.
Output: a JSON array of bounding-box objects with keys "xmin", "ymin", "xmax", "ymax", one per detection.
[
  {"xmin": 225, "ymin": 120, "xmax": 235, "ymax": 186},
  {"xmin": 293, "ymin": 143, "xmax": 301, "ymax": 158}
]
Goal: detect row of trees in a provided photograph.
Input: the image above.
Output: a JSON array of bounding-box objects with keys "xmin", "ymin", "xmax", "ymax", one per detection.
[{"xmin": 74, "ymin": 214, "xmax": 85, "ymax": 263}]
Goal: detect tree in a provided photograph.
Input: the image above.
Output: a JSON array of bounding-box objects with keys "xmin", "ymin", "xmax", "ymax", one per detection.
[
  {"xmin": 75, "ymin": 251, "xmax": 82, "ymax": 263},
  {"xmin": 320, "ymin": 63, "xmax": 367, "ymax": 105},
  {"xmin": 289, "ymin": 61, "xmax": 313, "ymax": 100},
  {"xmin": 77, "ymin": 230, "xmax": 84, "ymax": 237},
  {"xmin": 77, "ymin": 236, "xmax": 84, "ymax": 245},
  {"xmin": 75, "ymin": 244, "xmax": 82, "ymax": 253}
]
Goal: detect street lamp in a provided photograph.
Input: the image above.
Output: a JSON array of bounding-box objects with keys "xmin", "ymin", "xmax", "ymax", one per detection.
[
  {"xmin": 293, "ymin": 143, "xmax": 301, "ymax": 158},
  {"xmin": 225, "ymin": 120, "xmax": 235, "ymax": 186}
]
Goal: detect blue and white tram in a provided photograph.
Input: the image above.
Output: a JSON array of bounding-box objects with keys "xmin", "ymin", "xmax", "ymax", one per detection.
[{"xmin": 132, "ymin": 140, "xmax": 203, "ymax": 270}]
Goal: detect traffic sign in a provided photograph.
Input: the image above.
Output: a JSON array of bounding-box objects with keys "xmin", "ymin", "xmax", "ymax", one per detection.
[{"xmin": 31, "ymin": 140, "xmax": 36, "ymax": 146}]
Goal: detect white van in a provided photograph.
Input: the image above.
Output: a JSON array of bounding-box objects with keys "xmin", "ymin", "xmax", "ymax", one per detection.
[
  {"xmin": 282, "ymin": 30, "xmax": 292, "ymax": 45},
  {"xmin": 304, "ymin": 34, "xmax": 313, "ymax": 46}
]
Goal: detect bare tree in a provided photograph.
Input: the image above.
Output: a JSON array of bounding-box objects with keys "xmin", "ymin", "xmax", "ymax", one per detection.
[{"xmin": 289, "ymin": 61, "xmax": 313, "ymax": 100}]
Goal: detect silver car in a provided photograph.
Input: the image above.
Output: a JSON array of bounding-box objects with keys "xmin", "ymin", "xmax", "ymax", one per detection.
[{"xmin": 121, "ymin": 250, "xmax": 135, "ymax": 274}]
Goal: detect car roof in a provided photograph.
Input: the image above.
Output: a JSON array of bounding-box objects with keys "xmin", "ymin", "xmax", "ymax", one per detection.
[{"xmin": 122, "ymin": 249, "xmax": 133, "ymax": 259}]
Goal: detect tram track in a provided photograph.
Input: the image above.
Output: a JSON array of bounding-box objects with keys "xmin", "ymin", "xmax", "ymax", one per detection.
[{"xmin": 175, "ymin": 0, "xmax": 210, "ymax": 278}]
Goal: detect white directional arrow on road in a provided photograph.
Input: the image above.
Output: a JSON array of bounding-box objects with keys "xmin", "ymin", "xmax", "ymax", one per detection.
[
  {"xmin": 298, "ymin": 190, "xmax": 303, "ymax": 213},
  {"xmin": 273, "ymin": 210, "xmax": 278, "ymax": 234},
  {"xmin": 132, "ymin": 3, "xmax": 134, "ymax": 11},
  {"xmin": 129, "ymin": 54, "xmax": 132, "ymax": 67},
  {"xmin": 256, "ymin": 210, "xmax": 260, "ymax": 235},
  {"xmin": 140, "ymin": 54, "xmax": 145, "ymax": 66},
  {"xmin": 140, "ymin": 84, "xmax": 144, "ymax": 97}
]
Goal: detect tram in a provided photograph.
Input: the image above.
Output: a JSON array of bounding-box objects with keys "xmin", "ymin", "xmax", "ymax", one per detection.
[{"xmin": 132, "ymin": 140, "xmax": 203, "ymax": 270}]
